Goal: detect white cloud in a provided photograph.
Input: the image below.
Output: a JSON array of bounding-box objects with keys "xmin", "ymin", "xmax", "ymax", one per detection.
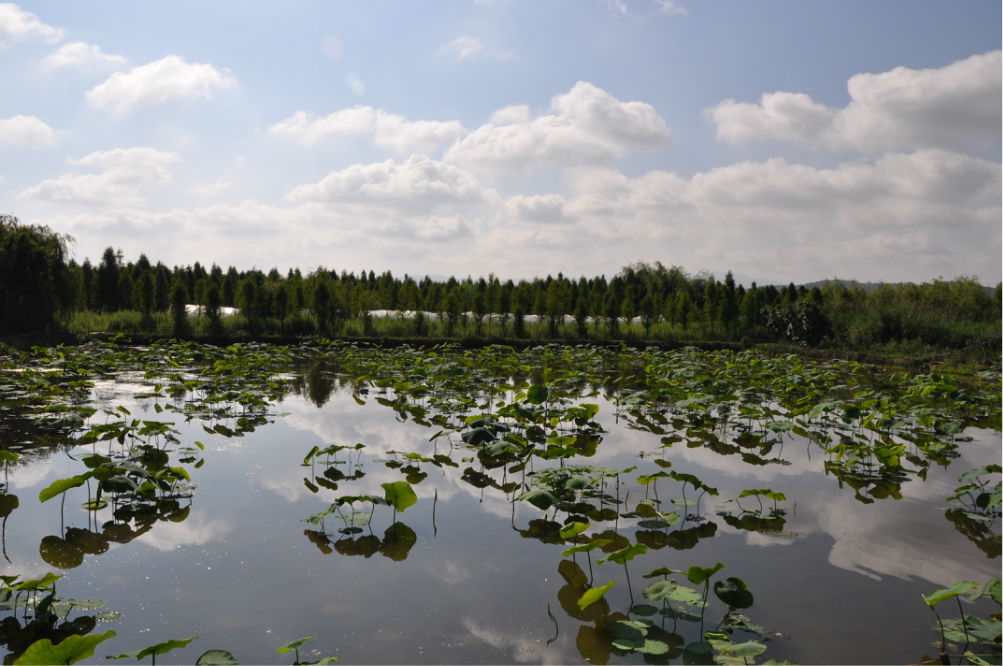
[
  {"xmin": 505, "ymin": 194, "xmax": 570, "ymax": 223},
  {"xmin": 836, "ymin": 50, "xmax": 1002, "ymax": 151},
  {"xmin": 286, "ymin": 154, "xmax": 496, "ymax": 213},
  {"xmin": 443, "ymin": 35, "xmax": 483, "ymax": 62},
  {"xmin": 85, "ymin": 55, "xmax": 236, "ymax": 115},
  {"xmin": 373, "ymin": 113, "xmax": 467, "ymax": 154},
  {"xmin": 135, "ymin": 510, "xmax": 231, "ymax": 552},
  {"xmin": 43, "ymin": 41, "xmax": 126, "ymax": 68},
  {"xmin": 601, "ymin": 0, "xmax": 628, "ymax": 15},
  {"xmin": 406, "ymin": 215, "xmax": 475, "ymax": 241},
  {"xmin": 706, "ymin": 50, "xmax": 1002, "ymax": 152},
  {"xmin": 653, "ymin": 0, "xmax": 687, "ymax": 15},
  {"xmin": 474, "ymin": 148, "xmax": 1000, "ymax": 282},
  {"xmin": 18, "ymin": 147, "xmax": 181, "ymax": 205},
  {"xmin": 269, "ymin": 106, "xmax": 465, "ymax": 155},
  {"xmin": 0, "ymin": 114, "xmax": 55, "ymax": 146},
  {"xmin": 444, "ymin": 81, "xmax": 672, "ymax": 169},
  {"xmin": 461, "ymin": 618, "xmax": 567, "ymax": 664},
  {"xmin": 707, "ymin": 92, "xmax": 835, "ymax": 145},
  {"xmin": 0, "ymin": 3, "xmax": 62, "ymax": 42}
]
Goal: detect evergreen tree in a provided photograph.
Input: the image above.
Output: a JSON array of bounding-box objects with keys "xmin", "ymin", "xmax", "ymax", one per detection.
[
  {"xmin": 603, "ymin": 291, "xmax": 620, "ymax": 338},
  {"xmin": 574, "ymin": 295, "xmax": 589, "ymax": 339},
  {"xmin": 704, "ymin": 278, "xmax": 720, "ymax": 334},
  {"xmin": 621, "ymin": 285, "xmax": 637, "ymax": 334},
  {"xmin": 238, "ymin": 278, "xmax": 259, "ymax": 328},
  {"xmin": 169, "ymin": 280, "xmax": 189, "ymax": 335},
  {"xmin": 205, "ymin": 282, "xmax": 223, "ymax": 333},
  {"xmin": 677, "ymin": 291, "xmax": 692, "ymax": 331},
  {"xmin": 273, "ymin": 282, "xmax": 290, "ymax": 321},
  {"xmin": 96, "ymin": 247, "xmax": 120, "ymax": 311},
  {"xmin": 444, "ymin": 285, "xmax": 464, "ymax": 335},
  {"xmin": 719, "ymin": 271, "xmax": 739, "ymax": 335},
  {"xmin": 497, "ymin": 281, "xmax": 513, "ymax": 335},
  {"xmin": 545, "ymin": 280, "xmax": 570, "ymax": 337},
  {"xmin": 312, "ymin": 279, "xmax": 331, "ymax": 334},
  {"xmin": 134, "ymin": 271, "xmax": 155, "ymax": 319}
]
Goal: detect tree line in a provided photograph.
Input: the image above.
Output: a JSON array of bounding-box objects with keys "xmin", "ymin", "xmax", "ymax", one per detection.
[{"xmin": 2, "ymin": 215, "xmax": 1000, "ymax": 354}]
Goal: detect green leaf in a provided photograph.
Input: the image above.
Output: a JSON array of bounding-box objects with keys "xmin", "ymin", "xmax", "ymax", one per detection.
[
  {"xmin": 526, "ymin": 385, "xmax": 549, "ymax": 405},
  {"xmin": 561, "ymin": 539, "xmax": 611, "ymax": 557},
  {"xmin": 597, "ymin": 543, "xmax": 648, "ymax": 566},
  {"xmin": 277, "ymin": 636, "xmax": 314, "ymax": 653},
  {"xmin": 196, "ymin": 650, "xmax": 239, "ymax": 665},
  {"xmin": 577, "ymin": 580, "xmax": 615, "ymax": 611},
  {"xmin": 728, "ymin": 640, "xmax": 767, "ymax": 658},
  {"xmin": 686, "ymin": 563, "xmax": 725, "ymax": 586},
  {"xmin": 15, "ymin": 631, "xmax": 116, "ymax": 665},
  {"xmin": 968, "ymin": 578, "xmax": 1001, "ymax": 604},
  {"xmin": 303, "ymin": 446, "xmax": 320, "ymax": 464},
  {"xmin": 635, "ymin": 639, "xmax": 669, "ymax": 655},
  {"xmin": 962, "ymin": 654, "xmax": 989, "ymax": 666},
  {"xmin": 108, "ymin": 636, "xmax": 197, "ymax": 661},
  {"xmin": 923, "ymin": 581, "xmax": 979, "ymax": 609},
  {"xmin": 682, "ymin": 640, "xmax": 714, "ymax": 664},
  {"xmin": 381, "ymin": 482, "xmax": 417, "ymax": 513},
  {"xmin": 642, "ymin": 580, "xmax": 704, "ymax": 606},
  {"xmin": 0, "ymin": 451, "xmax": 19, "ymax": 463},
  {"xmin": 559, "ymin": 522, "xmax": 589, "ymax": 539},
  {"xmin": 713, "ymin": 577, "xmax": 754, "ymax": 609},
  {"xmin": 518, "ymin": 490, "xmax": 559, "ymax": 511},
  {"xmin": 12, "ymin": 572, "xmax": 62, "ymax": 592},
  {"xmin": 39, "ymin": 472, "xmax": 95, "ymax": 503}
]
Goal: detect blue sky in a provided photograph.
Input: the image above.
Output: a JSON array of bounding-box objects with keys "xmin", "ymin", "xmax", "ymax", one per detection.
[{"xmin": 1, "ymin": 1, "xmax": 1000, "ymax": 284}]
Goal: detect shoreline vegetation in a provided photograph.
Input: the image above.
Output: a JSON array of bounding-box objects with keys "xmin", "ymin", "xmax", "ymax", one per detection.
[{"xmin": 1, "ymin": 215, "xmax": 1001, "ymax": 370}]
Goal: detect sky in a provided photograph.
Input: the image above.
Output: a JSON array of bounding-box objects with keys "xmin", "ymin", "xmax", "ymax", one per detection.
[{"xmin": 1, "ymin": 1, "xmax": 1000, "ymax": 285}]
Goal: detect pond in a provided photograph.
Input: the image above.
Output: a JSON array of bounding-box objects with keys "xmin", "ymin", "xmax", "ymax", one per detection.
[{"xmin": 0, "ymin": 341, "xmax": 999, "ymax": 665}]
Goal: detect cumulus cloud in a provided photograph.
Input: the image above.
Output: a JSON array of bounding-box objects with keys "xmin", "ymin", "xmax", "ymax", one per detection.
[
  {"xmin": 43, "ymin": 41, "xmax": 126, "ymax": 68},
  {"xmin": 707, "ymin": 92, "xmax": 835, "ymax": 145},
  {"xmin": 0, "ymin": 3, "xmax": 62, "ymax": 42},
  {"xmin": 0, "ymin": 114, "xmax": 55, "ymax": 146},
  {"xmin": 18, "ymin": 147, "xmax": 181, "ymax": 206},
  {"xmin": 504, "ymin": 194, "xmax": 570, "ymax": 223},
  {"xmin": 444, "ymin": 81, "xmax": 671, "ymax": 169},
  {"xmin": 706, "ymin": 50, "xmax": 1002, "ymax": 152},
  {"xmin": 286, "ymin": 154, "xmax": 496, "ymax": 213},
  {"xmin": 405, "ymin": 215, "xmax": 475, "ymax": 241},
  {"xmin": 270, "ymin": 106, "xmax": 465, "ymax": 155},
  {"xmin": 85, "ymin": 55, "xmax": 236, "ymax": 115},
  {"xmin": 443, "ymin": 35, "xmax": 483, "ymax": 62},
  {"xmin": 472, "ymin": 148, "xmax": 1000, "ymax": 282}
]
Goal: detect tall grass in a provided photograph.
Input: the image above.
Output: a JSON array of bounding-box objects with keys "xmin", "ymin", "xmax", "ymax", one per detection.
[
  {"xmin": 67, "ymin": 310, "xmax": 753, "ymax": 344},
  {"xmin": 66, "ymin": 305, "xmax": 999, "ymax": 359}
]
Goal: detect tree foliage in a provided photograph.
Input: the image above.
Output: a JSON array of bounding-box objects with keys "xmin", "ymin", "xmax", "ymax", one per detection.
[{"xmin": 0, "ymin": 215, "xmax": 74, "ymax": 335}]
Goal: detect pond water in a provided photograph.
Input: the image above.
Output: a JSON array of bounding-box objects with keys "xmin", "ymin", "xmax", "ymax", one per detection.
[{"xmin": 0, "ymin": 342, "xmax": 999, "ymax": 665}]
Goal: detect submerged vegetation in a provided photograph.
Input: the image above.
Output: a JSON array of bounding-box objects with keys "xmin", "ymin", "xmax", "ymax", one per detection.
[{"xmin": 0, "ymin": 338, "xmax": 998, "ymax": 663}]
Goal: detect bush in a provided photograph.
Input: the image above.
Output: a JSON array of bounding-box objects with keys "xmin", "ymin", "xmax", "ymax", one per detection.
[{"xmin": 763, "ymin": 302, "xmax": 830, "ymax": 347}]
